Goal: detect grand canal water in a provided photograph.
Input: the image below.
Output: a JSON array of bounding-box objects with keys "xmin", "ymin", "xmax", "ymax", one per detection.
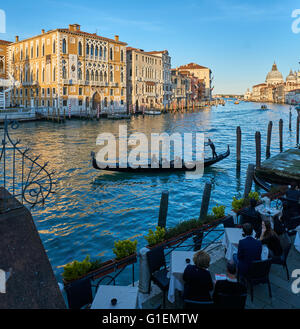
[{"xmin": 6, "ymin": 101, "xmax": 298, "ymax": 282}]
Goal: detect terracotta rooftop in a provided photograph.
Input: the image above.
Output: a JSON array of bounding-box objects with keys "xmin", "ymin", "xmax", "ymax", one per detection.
[
  {"xmin": 178, "ymin": 62, "xmax": 209, "ymax": 70},
  {"xmin": 253, "ymin": 83, "xmax": 267, "ymax": 88},
  {"xmin": 0, "ymin": 40, "xmax": 12, "ymax": 45}
]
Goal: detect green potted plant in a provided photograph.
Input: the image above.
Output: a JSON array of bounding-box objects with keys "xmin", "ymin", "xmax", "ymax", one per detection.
[
  {"xmin": 144, "ymin": 226, "xmax": 166, "ymax": 248},
  {"xmin": 232, "ymin": 192, "xmax": 261, "ymax": 213},
  {"xmin": 113, "ymin": 239, "xmax": 138, "ymax": 269},
  {"xmin": 62, "ymin": 255, "xmax": 114, "ymax": 286}
]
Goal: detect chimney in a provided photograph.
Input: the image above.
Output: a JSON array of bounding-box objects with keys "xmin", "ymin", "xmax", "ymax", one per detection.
[
  {"xmin": 69, "ymin": 24, "xmax": 80, "ymax": 32},
  {"xmin": 15, "ymin": 36, "xmax": 19, "ymax": 42},
  {"xmin": 114, "ymin": 35, "xmax": 119, "ymax": 42},
  {"xmin": 41, "ymin": 29, "xmax": 45, "ymax": 34}
]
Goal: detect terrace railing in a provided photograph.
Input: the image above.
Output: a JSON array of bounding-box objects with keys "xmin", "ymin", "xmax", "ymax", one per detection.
[{"xmin": 0, "ymin": 118, "xmax": 54, "ymax": 212}]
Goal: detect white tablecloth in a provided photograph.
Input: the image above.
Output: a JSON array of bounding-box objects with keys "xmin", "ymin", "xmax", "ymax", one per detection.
[
  {"xmin": 91, "ymin": 285, "xmax": 138, "ymax": 309},
  {"xmin": 167, "ymin": 251, "xmax": 195, "ymax": 304},
  {"xmin": 295, "ymin": 226, "xmax": 300, "ymax": 253},
  {"xmin": 256, "ymin": 204, "xmax": 281, "ymax": 228},
  {"xmin": 222, "ymin": 228, "xmax": 269, "ymax": 261}
]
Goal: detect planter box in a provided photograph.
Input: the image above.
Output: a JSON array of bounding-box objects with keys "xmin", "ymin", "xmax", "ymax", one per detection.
[
  {"xmin": 146, "ymin": 217, "xmax": 226, "ymax": 250},
  {"xmin": 115, "ymin": 253, "xmax": 137, "ymax": 270},
  {"xmin": 63, "ymin": 259, "xmax": 115, "ymax": 287}
]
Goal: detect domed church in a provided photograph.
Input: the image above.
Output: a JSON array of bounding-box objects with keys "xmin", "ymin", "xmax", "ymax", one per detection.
[{"xmin": 265, "ymin": 62, "xmax": 284, "ymax": 85}]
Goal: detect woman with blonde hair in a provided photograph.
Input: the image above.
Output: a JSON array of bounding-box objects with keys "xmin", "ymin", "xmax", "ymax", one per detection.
[{"xmin": 183, "ymin": 250, "xmax": 214, "ymax": 301}]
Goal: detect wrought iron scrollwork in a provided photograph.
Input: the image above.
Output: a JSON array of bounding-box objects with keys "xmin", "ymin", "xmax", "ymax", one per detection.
[{"xmin": 0, "ymin": 118, "xmax": 54, "ymax": 211}]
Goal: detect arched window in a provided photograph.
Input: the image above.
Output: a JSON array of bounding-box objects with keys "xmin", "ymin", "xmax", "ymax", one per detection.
[
  {"xmin": 95, "ymin": 71, "xmax": 99, "ymax": 81},
  {"xmin": 121, "ymin": 50, "xmax": 124, "ymax": 62},
  {"xmin": 30, "ymin": 70, "xmax": 33, "ymax": 82},
  {"xmin": 0, "ymin": 59, "xmax": 3, "ymax": 73},
  {"xmin": 31, "ymin": 46, "xmax": 33, "ymax": 58},
  {"xmin": 95, "ymin": 46, "xmax": 98, "ymax": 57},
  {"xmin": 36, "ymin": 45, "xmax": 39, "ymax": 57},
  {"xmin": 104, "ymin": 71, "xmax": 107, "ymax": 82},
  {"xmin": 78, "ymin": 41, "xmax": 82, "ymax": 56},
  {"xmin": 86, "ymin": 70, "xmax": 90, "ymax": 81},
  {"xmin": 121, "ymin": 71, "xmax": 124, "ymax": 83},
  {"xmin": 104, "ymin": 97, "xmax": 108, "ymax": 107},
  {"xmin": 53, "ymin": 67, "xmax": 56, "ymax": 81},
  {"xmin": 86, "ymin": 44, "xmax": 89, "ymax": 55},
  {"xmin": 104, "ymin": 47, "xmax": 107, "ymax": 59},
  {"xmin": 53, "ymin": 40, "xmax": 56, "ymax": 54},
  {"xmin": 109, "ymin": 47, "xmax": 113, "ymax": 60},
  {"xmin": 78, "ymin": 67, "xmax": 82, "ymax": 80},
  {"xmin": 42, "ymin": 68, "xmax": 45, "ymax": 82},
  {"xmin": 91, "ymin": 71, "xmax": 94, "ymax": 81},
  {"xmin": 110, "ymin": 70, "xmax": 113, "ymax": 82},
  {"xmin": 100, "ymin": 71, "xmax": 103, "ymax": 82},
  {"xmin": 91, "ymin": 44, "xmax": 94, "ymax": 56},
  {"xmin": 62, "ymin": 39, "xmax": 67, "ymax": 54},
  {"xmin": 99, "ymin": 46, "xmax": 103, "ymax": 57},
  {"xmin": 62, "ymin": 66, "xmax": 67, "ymax": 79},
  {"xmin": 42, "ymin": 44, "xmax": 45, "ymax": 56},
  {"xmin": 36, "ymin": 68, "xmax": 39, "ymax": 80}
]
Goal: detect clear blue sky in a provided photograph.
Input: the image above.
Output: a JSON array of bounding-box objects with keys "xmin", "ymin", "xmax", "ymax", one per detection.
[{"xmin": 1, "ymin": 0, "xmax": 300, "ymax": 94}]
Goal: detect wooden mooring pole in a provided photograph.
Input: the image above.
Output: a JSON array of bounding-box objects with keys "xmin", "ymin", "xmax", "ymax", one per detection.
[
  {"xmin": 289, "ymin": 108, "xmax": 292, "ymax": 131},
  {"xmin": 266, "ymin": 121, "xmax": 272, "ymax": 159},
  {"xmin": 279, "ymin": 119, "xmax": 283, "ymax": 152},
  {"xmin": 236, "ymin": 126, "xmax": 241, "ymax": 165},
  {"xmin": 157, "ymin": 191, "xmax": 169, "ymax": 228},
  {"xmin": 199, "ymin": 182, "xmax": 212, "ymax": 220},
  {"xmin": 297, "ymin": 114, "xmax": 300, "ymax": 145},
  {"xmin": 243, "ymin": 164, "xmax": 255, "ymax": 199},
  {"xmin": 255, "ymin": 131, "xmax": 261, "ymax": 168}
]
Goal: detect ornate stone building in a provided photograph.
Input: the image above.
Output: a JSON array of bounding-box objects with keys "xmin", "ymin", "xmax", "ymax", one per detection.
[
  {"xmin": 147, "ymin": 50, "xmax": 172, "ymax": 108},
  {"xmin": 0, "ymin": 40, "xmax": 13, "ymax": 108},
  {"xmin": 245, "ymin": 62, "xmax": 300, "ymax": 104},
  {"xmin": 7, "ymin": 24, "xmax": 127, "ymax": 113},
  {"xmin": 177, "ymin": 63, "xmax": 212, "ymax": 101},
  {"xmin": 126, "ymin": 47, "xmax": 163, "ymax": 110}
]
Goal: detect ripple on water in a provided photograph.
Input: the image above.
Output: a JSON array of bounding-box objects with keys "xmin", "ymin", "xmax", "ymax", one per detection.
[{"xmin": 11, "ymin": 102, "xmax": 296, "ymax": 279}]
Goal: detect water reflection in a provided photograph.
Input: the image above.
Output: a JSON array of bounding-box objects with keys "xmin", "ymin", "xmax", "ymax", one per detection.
[{"xmin": 5, "ymin": 101, "xmax": 297, "ymax": 279}]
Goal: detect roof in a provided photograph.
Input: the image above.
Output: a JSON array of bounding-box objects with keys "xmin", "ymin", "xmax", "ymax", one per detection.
[
  {"xmin": 57, "ymin": 29, "xmax": 127, "ymax": 45},
  {"xmin": 178, "ymin": 62, "xmax": 209, "ymax": 70},
  {"xmin": 0, "ymin": 40, "xmax": 12, "ymax": 45},
  {"xmin": 252, "ymin": 83, "xmax": 267, "ymax": 88},
  {"xmin": 9, "ymin": 26, "xmax": 127, "ymax": 46},
  {"xmin": 126, "ymin": 47, "xmax": 163, "ymax": 57},
  {"xmin": 147, "ymin": 50, "xmax": 168, "ymax": 55}
]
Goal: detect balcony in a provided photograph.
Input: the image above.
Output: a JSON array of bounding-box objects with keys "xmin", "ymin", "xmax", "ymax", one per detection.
[{"xmin": 110, "ymin": 82, "xmax": 118, "ymax": 87}]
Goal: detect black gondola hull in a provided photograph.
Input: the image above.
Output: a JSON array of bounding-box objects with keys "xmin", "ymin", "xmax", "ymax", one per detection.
[{"xmin": 91, "ymin": 146, "xmax": 230, "ymax": 173}]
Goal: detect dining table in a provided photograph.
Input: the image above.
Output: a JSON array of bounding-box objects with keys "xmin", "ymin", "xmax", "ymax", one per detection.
[
  {"xmin": 91, "ymin": 285, "xmax": 139, "ymax": 309},
  {"xmin": 222, "ymin": 227, "xmax": 269, "ymax": 261},
  {"xmin": 167, "ymin": 250, "xmax": 196, "ymax": 304},
  {"xmin": 255, "ymin": 204, "xmax": 282, "ymax": 228}
]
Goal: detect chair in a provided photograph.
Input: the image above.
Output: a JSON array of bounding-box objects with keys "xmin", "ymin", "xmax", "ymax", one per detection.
[
  {"xmin": 214, "ymin": 293, "xmax": 247, "ymax": 309},
  {"xmin": 184, "ymin": 299, "xmax": 214, "ymax": 309},
  {"xmin": 223, "ymin": 215, "xmax": 235, "ymax": 228},
  {"xmin": 193, "ymin": 231, "xmax": 203, "ymax": 251},
  {"xmin": 146, "ymin": 246, "xmax": 170, "ymax": 308},
  {"xmin": 65, "ymin": 278, "xmax": 93, "ymax": 309},
  {"xmin": 285, "ymin": 215, "xmax": 300, "ymax": 232},
  {"xmin": 244, "ymin": 259, "xmax": 272, "ymax": 302},
  {"xmin": 239, "ymin": 211, "xmax": 262, "ymax": 238},
  {"xmin": 271, "ymin": 233, "xmax": 292, "ymax": 280}
]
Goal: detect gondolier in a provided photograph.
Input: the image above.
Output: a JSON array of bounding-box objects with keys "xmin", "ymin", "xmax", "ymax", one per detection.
[{"xmin": 206, "ymin": 139, "xmax": 217, "ymax": 158}]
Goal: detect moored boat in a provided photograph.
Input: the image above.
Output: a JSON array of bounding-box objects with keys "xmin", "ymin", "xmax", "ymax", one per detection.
[
  {"xmin": 144, "ymin": 110, "xmax": 161, "ymax": 115},
  {"xmin": 261, "ymin": 105, "xmax": 268, "ymax": 110}
]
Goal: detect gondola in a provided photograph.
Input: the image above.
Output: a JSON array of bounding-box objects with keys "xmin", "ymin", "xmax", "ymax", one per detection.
[{"xmin": 91, "ymin": 145, "xmax": 230, "ymax": 173}]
